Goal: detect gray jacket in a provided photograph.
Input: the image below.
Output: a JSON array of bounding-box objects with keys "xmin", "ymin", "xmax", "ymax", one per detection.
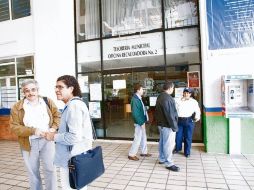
[{"xmin": 54, "ymin": 97, "xmax": 93, "ymax": 168}]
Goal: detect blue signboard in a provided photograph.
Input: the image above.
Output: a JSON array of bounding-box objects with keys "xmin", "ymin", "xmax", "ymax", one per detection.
[{"xmin": 207, "ymin": 0, "xmax": 254, "ymax": 50}]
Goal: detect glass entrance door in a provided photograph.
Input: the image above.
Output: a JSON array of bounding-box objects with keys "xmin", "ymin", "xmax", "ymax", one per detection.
[{"xmin": 103, "ymin": 69, "xmax": 165, "ymax": 139}]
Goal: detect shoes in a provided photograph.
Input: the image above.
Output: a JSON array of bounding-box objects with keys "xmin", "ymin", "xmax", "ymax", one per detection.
[
  {"xmin": 140, "ymin": 153, "xmax": 152, "ymax": 157},
  {"xmin": 166, "ymin": 165, "xmax": 180, "ymax": 172},
  {"xmin": 173, "ymin": 150, "xmax": 179, "ymax": 154},
  {"xmin": 185, "ymin": 154, "xmax": 190, "ymax": 158},
  {"xmin": 128, "ymin": 155, "xmax": 139, "ymax": 161},
  {"xmin": 158, "ymin": 161, "xmax": 165, "ymax": 164}
]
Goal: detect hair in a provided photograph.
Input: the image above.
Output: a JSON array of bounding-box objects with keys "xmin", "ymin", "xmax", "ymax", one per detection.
[
  {"xmin": 163, "ymin": 80, "xmax": 174, "ymax": 91},
  {"xmin": 133, "ymin": 83, "xmax": 143, "ymax": 93},
  {"xmin": 56, "ymin": 75, "xmax": 82, "ymax": 97},
  {"xmin": 21, "ymin": 79, "xmax": 39, "ymax": 89}
]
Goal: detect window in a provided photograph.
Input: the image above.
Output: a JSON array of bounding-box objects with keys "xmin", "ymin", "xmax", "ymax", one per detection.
[
  {"xmin": 164, "ymin": 0, "xmax": 198, "ymax": 29},
  {"xmin": 76, "ymin": 0, "xmax": 100, "ymax": 41},
  {"xmin": 0, "ymin": 0, "xmax": 30, "ymax": 22},
  {"xmin": 0, "ymin": 56, "xmax": 34, "ymax": 108},
  {"xmin": 101, "ymin": 0, "xmax": 162, "ymax": 37},
  {"xmin": 17, "ymin": 56, "xmax": 34, "ymax": 75},
  {"xmin": 0, "ymin": 0, "xmax": 10, "ymax": 22},
  {"xmin": 11, "ymin": 0, "xmax": 31, "ymax": 19}
]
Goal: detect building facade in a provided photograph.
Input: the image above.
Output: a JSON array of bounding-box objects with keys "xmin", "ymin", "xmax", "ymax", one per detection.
[{"xmin": 0, "ymin": 0, "xmax": 253, "ymax": 153}]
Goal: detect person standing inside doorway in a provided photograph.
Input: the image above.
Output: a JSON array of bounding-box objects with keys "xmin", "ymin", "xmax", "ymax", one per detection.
[
  {"xmin": 10, "ymin": 79, "xmax": 60, "ymax": 190},
  {"xmin": 128, "ymin": 83, "xmax": 151, "ymax": 161},
  {"xmin": 155, "ymin": 81, "xmax": 180, "ymax": 172},
  {"xmin": 175, "ymin": 87, "xmax": 200, "ymax": 157}
]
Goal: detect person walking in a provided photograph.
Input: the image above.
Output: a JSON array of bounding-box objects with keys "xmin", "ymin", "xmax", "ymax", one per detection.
[
  {"xmin": 45, "ymin": 75, "xmax": 93, "ymax": 190},
  {"xmin": 175, "ymin": 87, "xmax": 201, "ymax": 157},
  {"xmin": 10, "ymin": 79, "xmax": 60, "ymax": 190},
  {"xmin": 155, "ymin": 81, "xmax": 179, "ymax": 172},
  {"xmin": 128, "ymin": 83, "xmax": 151, "ymax": 161}
]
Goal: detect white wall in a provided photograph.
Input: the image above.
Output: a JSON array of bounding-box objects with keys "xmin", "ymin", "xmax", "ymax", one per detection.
[
  {"xmin": 0, "ymin": 17, "xmax": 34, "ymax": 58},
  {"xmin": 31, "ymin": 0, "xmax": 75, "ymax": 108},
  {"xmin": 199, "ymin": 1, "xmax": 254, "ymax": 108}
]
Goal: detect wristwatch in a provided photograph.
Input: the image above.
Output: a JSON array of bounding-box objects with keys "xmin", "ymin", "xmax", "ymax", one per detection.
[{"xmin": 49, "ymin": 128, "xmax": 56, "ymax": 133}]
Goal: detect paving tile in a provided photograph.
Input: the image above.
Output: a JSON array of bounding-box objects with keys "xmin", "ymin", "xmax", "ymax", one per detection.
[
  {"xmin": 206, "ymin": 182, "xmax": 228, "ymax": 189},
  {"xmin": 128, "ymin": 180, "xmax": 147, "ymax": 187},
  {"xmin": 186, "ymin": 187, "xmax": 207, "ymax": 190},
  {"xmin": 227, "ymin": 184, "xmax": 251, "ymax": 190},
  {"xmin": 90, "ymin": 181, "xmax": 109, "ymax": 188},
  {"xmin": 187, "ymin": 181, "xmax": 206, "ymax": 188},
  {"xmin": 148, "ymin": 177, "xmax": 167, "ymax": 184},
  {"xmin": 125, "ymin": 186, "xmax": 145, "ymax": 190},
  {"xmin": 146, "ymin": 182, "xmax": 166, "ymax": 189},
  {"xmin": 166, "ymin": 184, "xmax": 186, "ymax": 190},
  {"xmin": 106, "ymin": 183, "xmax": 126, "ymax": 189}
]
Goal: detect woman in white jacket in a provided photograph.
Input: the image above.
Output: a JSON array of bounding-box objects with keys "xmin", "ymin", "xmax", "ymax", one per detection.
[{"xmin": 46, "ymin": 75, "xmax": 93, "ymax": 190}]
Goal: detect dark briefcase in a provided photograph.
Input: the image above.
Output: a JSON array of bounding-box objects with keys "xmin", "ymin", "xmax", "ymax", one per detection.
[{"xmin": 68, "ymin": 146, "xmax": 105, "ymax": 189}]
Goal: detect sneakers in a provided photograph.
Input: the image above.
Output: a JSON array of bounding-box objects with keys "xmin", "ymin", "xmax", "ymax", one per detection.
[
  {"xmin": 185, "ymin": 154, "xmax": 190, "ymax": 158},
  {"xmin": 140, "ymin": 153, "xmax": 152, "ymax": 157},
  {"xmin": 128, "ymin": 155, "xmax": 139, "ymax": 161},
  {"xmin": 166, "ymin": 165, "xmax": 180, "ymax": 172}
]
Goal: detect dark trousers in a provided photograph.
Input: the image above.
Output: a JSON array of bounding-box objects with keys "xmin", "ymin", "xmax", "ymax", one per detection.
[{"xmin": 175, "ymin": 118, "xmax": 194, "ymax": 156}]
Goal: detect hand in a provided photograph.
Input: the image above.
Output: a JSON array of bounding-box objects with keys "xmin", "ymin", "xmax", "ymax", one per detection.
[
  {"xmin": 35, "ymin": 129, "xmax": 46, "ymax": 137},
  {"xmin": 45, "ymin": 132, "xmax": 55, "ymax": 141}
]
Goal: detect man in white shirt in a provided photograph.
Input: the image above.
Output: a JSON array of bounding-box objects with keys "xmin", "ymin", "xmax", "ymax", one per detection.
[
  {"xmin": 10, "ymin": 79, "xmax": 60, "ymax": 190},
  {"xmin": 175, "ymin": 87, "xmax": 200, "ymax": 157}
]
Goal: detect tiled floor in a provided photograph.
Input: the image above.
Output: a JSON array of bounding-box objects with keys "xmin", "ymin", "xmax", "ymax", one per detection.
[{"xmin": 0, "ymin": 140, "xmax": 254, "ymax": 190}]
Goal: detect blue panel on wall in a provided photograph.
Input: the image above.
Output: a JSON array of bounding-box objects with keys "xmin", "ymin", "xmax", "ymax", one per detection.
[
  {"xmin": 0, "ymin": 108, "xmax": 11, "ymax": 115},
  {"xmin": 207, "ymin": 0, "xmax": 254, "ymax": 50}
]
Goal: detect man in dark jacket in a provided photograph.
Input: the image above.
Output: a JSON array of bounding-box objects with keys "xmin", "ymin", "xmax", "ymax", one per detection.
[
  {"xmin": 128, "ymin": 84, "xmax": 152, "ymax": 161},
  {"xmin": 155, "ymin": 81, "xmax": 180, "ymax": 172}
]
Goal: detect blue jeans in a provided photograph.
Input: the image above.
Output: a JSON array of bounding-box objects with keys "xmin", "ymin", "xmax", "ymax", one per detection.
[
  {"xmin": 158, "ymin": 126, "xmax": 175, "ymax": 167},
  {"xmin": 175, "ymin": 118, "xmax": 194, "ymax": 156},
  {"xmin": 129, "ymin": 124, "xmax": 148, "ymax": 156},
  {"xmin": 22, "ymin": 138, "xmax": 57, "ymax": 190}
]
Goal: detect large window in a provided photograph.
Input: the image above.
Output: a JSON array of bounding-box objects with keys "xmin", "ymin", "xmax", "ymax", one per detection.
[
  {"xmin": 164, "ymin": 0, "xmax": 198, "ymax": 28},
  {"xmin": 0, "ymin": 0, "xmax": 30, "ymax": 22},
  {"xmin": 101, "ymin": 0, "xmax": 162, "ymax": 37},
  {"xmin": 76, "ymin": 0, "xmax": 100, "ymax": 41},
  {"xmin": 0, "ymin": 56, "xmax": 34, "ymax": 108}
]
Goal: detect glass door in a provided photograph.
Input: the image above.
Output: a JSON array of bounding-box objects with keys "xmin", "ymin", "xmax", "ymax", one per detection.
[{"xmin": 103, "ymin": 69, "xmax": 165, "ymax": 139}]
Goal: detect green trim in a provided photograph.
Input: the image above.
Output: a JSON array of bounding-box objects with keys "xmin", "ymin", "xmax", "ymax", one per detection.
[
  {"xmin": 241, "ymin": 119, "xmax": 254, "ymax": 154},
  {"xmin": 204, "ymin": 115, "xmax": 254, "ymax": 154},
  {"xmin": 203, "ymin": 115, "xmax": 229, "ymax": 153}
]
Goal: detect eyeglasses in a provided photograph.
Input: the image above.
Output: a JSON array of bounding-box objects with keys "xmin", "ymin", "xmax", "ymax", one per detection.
[
  {"xmin": 55, "ymin": 85, "xmax": 67, "ymax": 90},
  {"xmin": 23, "ymin": 88, "xmax": 38, "ymax": 94}
]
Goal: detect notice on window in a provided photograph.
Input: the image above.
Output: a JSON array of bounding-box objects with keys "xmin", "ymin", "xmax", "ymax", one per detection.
[
  {"xmin": 89, "ymin": 102, "xmax": 101, "ymax": 119},
  {"xmin": 175, "ymin": 87, "xmax": 185, "ymax": 98},
  {"xmin": 187, "ymin": 71, "xmax": 200, "ymax": 88},
  {"xmin": 149, "ymin": 96, "xmax": 157, "ymax": 107},
  {"xmin": 113, "ymin": 80, "xmax": 126, "ymax": 89},
  {"xmin": 89, "ymin": 83, "xmax": 102, "ymax": 101},
  {"xmin": 78, "ymin": 76, "xmax": 89, "ymax": 93}
]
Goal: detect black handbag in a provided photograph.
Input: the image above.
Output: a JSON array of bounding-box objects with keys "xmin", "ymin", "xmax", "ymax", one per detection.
[{"xmin": 68, "ymin": 146, "xmax": 105, "ymax": 189}]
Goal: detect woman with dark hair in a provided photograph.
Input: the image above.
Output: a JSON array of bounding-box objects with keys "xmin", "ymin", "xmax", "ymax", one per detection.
[{"xmin": 46, "ymin": 75, "xmax": 93, "ymax": 190}]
